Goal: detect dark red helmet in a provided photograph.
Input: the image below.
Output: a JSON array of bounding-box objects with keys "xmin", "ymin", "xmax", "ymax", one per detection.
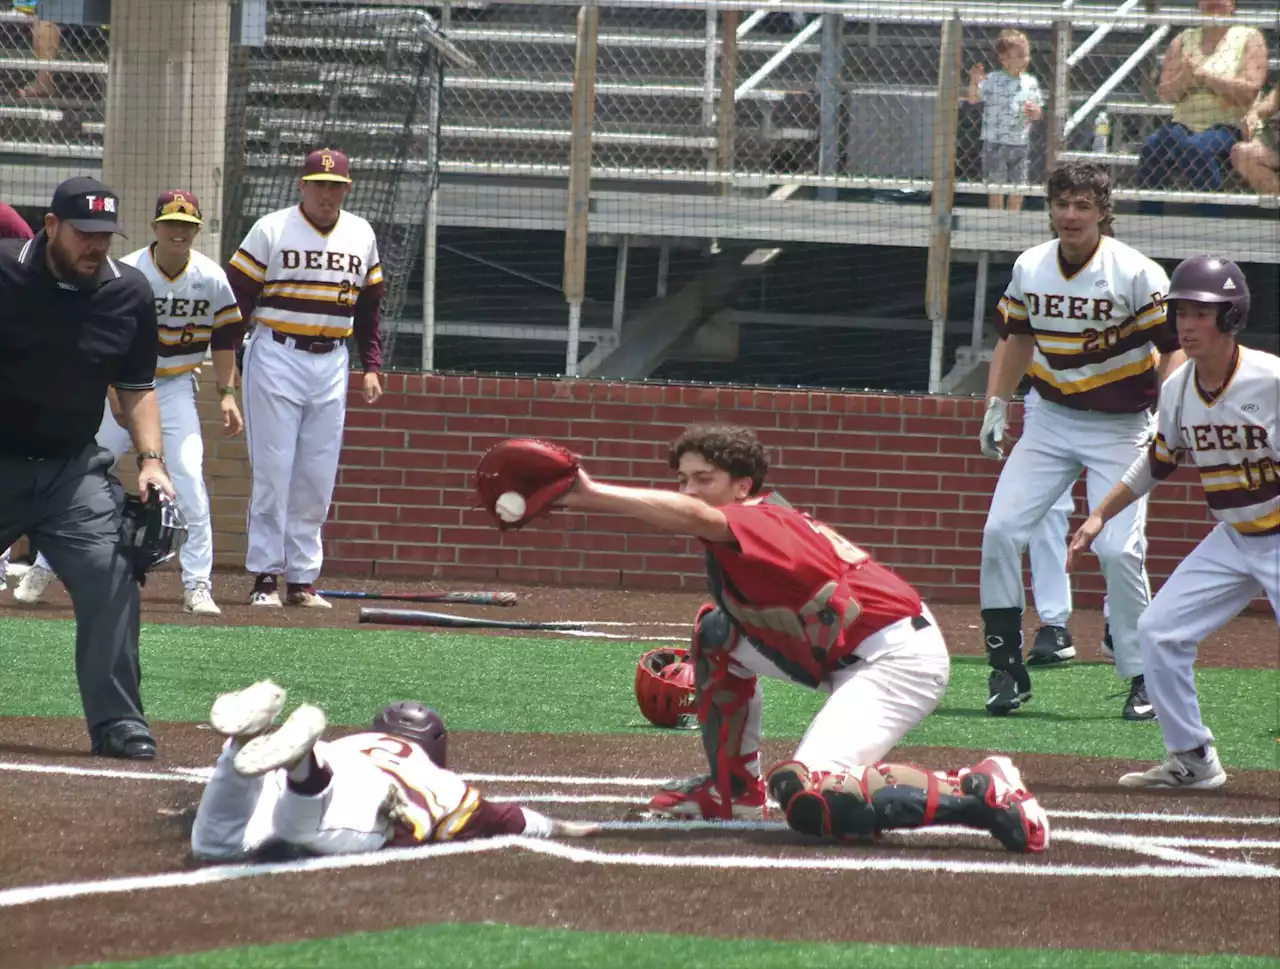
[
  {"xmin": 635, "ymin": 647, "xmax": 698, "ymax": 728},
  {"xmin": 1167, "ymin": 256, "xmax": 1250, "ymax": 334},
  {"xmin": 372, "ymin": 701, "xmax": 447, "ymax": 767}
]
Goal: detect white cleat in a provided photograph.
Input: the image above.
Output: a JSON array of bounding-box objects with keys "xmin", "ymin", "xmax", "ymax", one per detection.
[
  {"xmin": 233, "ymin": 704, "xmax": 327, "ymax": 777},
  {"xmin": 4, "ymin": 561, "xmax": 30, "ymax": 583},
  {"xmin": 12, "ymin": 564, "xmax": 55, "ymax": 604},
  {"xmin": 184, "ymin": 582, "xmax": 222, "ymax": 617},
  {"xmin": 1119, "ymin": 746, "xmax": 1227, "ymax": 790},
  {"xmin": 210, "ymin": 680, "xmax": 287, "ymax": 740},
  {"xmin": 286, "ymin": 585, "xmax": 332, "ymax": 609}
]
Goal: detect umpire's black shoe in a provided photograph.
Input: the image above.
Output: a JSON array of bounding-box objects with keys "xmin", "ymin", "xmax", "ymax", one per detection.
[
  {"xmin": 1122, "ymin": 675, "xmax": 1156, "ymax": 722},
  {"xmin": 94, "ymin": 720, "xmax": 157, "ymax": 760},
  {"xmin": 1026, "ymin": 625, "xmax": 1076, "ymax": 666},
  {"xmin": 986, "ymin": 666, "xmax": 1033, "ymax": 716}
]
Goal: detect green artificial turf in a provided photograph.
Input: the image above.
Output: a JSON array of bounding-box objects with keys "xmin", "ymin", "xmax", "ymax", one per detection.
[
  {"xmin": 74, "ymin": 922, "xmax": 1280, "ymax": 969},
  {"xmin": 1, "ymin": 617, "xmax": 1276, "ymax": 768}
]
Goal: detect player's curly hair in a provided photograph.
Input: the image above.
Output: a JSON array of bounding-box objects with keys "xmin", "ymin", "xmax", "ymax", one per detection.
[
  {"xmin": 669, "ymin": 424, "xmax": 769, "ymax": 495},
  {"xmin": 1047, "ymin": 161, "xmax": 1115, "ymax": 237}
]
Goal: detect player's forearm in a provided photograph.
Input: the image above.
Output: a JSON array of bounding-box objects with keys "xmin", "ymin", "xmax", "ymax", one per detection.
[
  {"xmin": 566, "ymin": 480, "xmax": 733, "ymax": 543},
  {"xmin": 226, "ymin": 266, "xmax": 263, "ymax": 324},
  {"xmin": 1094, "ymin": 457, "xmax": 1152, "ymax": 524},
  {"xmin": 987, "ymin": 334, "xmax": 1035, "ymax": 401},
  {"xmin": 116, "ymin": 388, "xmax": 164, "ymax": 455},
  {"xmin": 1155, "ymin": 347, "xmax": 1186, "ymax": 385},
  {"xmin": 352, "ymin": 289, "xmax": 383, "ymax": 373},
  {"xmin": 211, "ymin": 349, "xmax": 238, "ymax": 390}
]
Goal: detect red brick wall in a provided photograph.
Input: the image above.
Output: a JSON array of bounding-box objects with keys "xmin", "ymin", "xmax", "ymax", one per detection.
[{"xmin": 308, "ymin": 372, "xmax": 1218, "ymax": 606}]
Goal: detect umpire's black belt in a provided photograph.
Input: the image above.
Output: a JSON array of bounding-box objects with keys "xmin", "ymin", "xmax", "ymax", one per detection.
[{"xmin": 270, "ymin": 329, "xmax": 340, "ymax": 354}]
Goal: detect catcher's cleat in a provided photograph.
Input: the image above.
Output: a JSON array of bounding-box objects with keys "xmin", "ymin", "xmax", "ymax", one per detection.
[
  {"xmin": 641, "ymin": 773, "xmax": 766, "ymax": 821},
  {"xmin": 959, "ymin": 756, "xmax": 1049, "ymax": 853},
  {"xmin": 210, "ymin": 680, "xmax": 287, "ymax": 740},
  {"xmin": 233, "ymin": 704, "xmax": 326, "ymax": 777}
]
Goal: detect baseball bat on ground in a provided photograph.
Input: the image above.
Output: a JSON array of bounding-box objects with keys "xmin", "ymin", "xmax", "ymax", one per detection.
[
  {"xmin": 317, "ymin": 590, "xmax": 518, "ymax": 607},
  {"xmin": 359, "ymin": 607, "xmax": 596, "ymax": 631}
]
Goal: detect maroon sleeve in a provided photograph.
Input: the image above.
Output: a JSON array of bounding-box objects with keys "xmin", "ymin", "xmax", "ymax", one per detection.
[
  {"xmin": 352, "ymin": 283, "xmax": 385, "ymax": 373},
  {"xmin": 451, "ymin": 797, "xmax": 527, "ymax": 840},
  {"xmin": 0, "ymin": 202, "xmax": 33, "ymax": 240}
]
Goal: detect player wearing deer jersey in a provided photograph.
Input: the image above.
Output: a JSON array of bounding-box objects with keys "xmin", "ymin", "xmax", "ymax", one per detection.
[
  {"xmin": 978, "ymin": 162, "xmax": 1184, "ymax": 720},
  {"xmin": 557, "ymin": 425, "xmax": 1048, "ymax": 853},
  {"xmin": 227, "ymin": 148, "xmax": 385, "ymax": 609},
  {"xmin": 1070, "ymin": 257, "xmax": 1276, "ymax": 789},
  {"xmin": 12, "ymin": 190, "xmax": 242, "ymax": 615},
  {"xmin": 191, "ymin": 680, "xmax": 598, "ymax": 861}
]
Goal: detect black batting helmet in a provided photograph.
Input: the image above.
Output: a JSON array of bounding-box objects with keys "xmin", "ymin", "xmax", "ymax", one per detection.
[
  {"xmin": 121, "ymin": 487, "xmax": 187, "ymax": 586},
  {"xmin": 372, "ymin": 701, "xmax": 448, "ymax": 767},
  {"xmin": 1167, "ymin": 255, "xmax": 1250, "ymax": 334}
]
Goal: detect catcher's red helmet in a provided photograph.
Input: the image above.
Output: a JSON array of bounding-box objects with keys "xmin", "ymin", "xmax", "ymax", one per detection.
[{"xmin": 635, "ymin": 648, "xmax": 698, "ymax": 729}]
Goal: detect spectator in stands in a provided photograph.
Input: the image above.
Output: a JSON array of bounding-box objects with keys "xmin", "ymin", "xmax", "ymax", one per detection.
[
  {"xmin": 12, "ymin": 0, "xmax": 61, "ymax": 98},
  {"xmin": 967, "ymin": 29, "xmax": 1044, "ymax": 212},
  {"xmin": 1135, "ymin": 0, "xmax": 1267, "ymax": 193},
  {"xmin": 1230, "ymin": 86, "xmax": 1280, "ymax": 194}
]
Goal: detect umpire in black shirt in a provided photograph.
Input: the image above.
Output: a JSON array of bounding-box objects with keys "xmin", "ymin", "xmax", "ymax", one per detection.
[{"xmin": 0, "ymin": 176, "xmax": 176, "ymax": 759}]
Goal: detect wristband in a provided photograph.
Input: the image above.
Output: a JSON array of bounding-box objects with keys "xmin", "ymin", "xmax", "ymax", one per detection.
[
  {"xmin": 218, "ymin": 386, "xmax": 237, "ymax": 396},
  {"xmin": 136, "ymin": 450, "xmax": 165, "ymax": 468}
]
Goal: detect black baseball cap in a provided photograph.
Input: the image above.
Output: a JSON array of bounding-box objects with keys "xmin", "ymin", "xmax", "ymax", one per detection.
[{"xmin": 50, "ymin": 176, "xmax": 126, "ymax": 235}]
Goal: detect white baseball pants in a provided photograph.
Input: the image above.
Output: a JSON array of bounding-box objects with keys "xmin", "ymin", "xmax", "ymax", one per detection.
[
  {"xmin": 32, "ymin": 374, "xmax": 214, "ymax": 590},
  {"xmin": 728, "ymin": 605, "xmax": 950, "ymax": 772},
  {"xmin": 1137, "ymin": 524, "xmax": 1280, "ymax": 754},
  {"xmin": 191, "ymin": 739, "xmax": 392, "ymax": 861},
  {"xmin": 242, "ymin": 330, "xmax": 348, "ymax": 585},
  {"xmin": 1023, "ymin": 390, "xmax": 1075, "ymax": 627},
  {"xmin": 982, "ymin": 399, "xmax": 1153, "ymax": 678}
]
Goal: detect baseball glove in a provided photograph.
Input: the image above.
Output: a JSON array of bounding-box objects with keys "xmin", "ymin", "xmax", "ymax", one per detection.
[{"xmin": 475, "ymin": 438, "xmax": 581, "ymax": 530}]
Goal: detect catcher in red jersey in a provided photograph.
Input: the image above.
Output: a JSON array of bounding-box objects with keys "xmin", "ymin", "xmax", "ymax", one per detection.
[
  {"xmin": 475, "ymin": 427, "xmax": 1049, "ymax": 853},
  {"xmin": 191, "ymin": 680, "xmax": 597, "ymax": 861}
]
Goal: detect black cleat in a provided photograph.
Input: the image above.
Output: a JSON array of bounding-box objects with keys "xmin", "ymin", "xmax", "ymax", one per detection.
[
  {"xmin": 986, "ymin": 666, "xmax": 1032, "ymax": 716},
  {"xmin": 1027, "ymin": 625, "xmax": 1076, "ymax": 666},
  {"xmin": 94, "ymin": 720, "xmax": 157, "ymax": 760},
  {"xmin": 1122, "ymin": 675, "xmax": 1156, "ymax": 721}
]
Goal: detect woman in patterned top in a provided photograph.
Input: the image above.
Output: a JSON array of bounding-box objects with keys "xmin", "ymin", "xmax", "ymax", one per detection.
[{"xmin": 1135, "ymin": 0, "xmax": 1267, "ymax": 192}]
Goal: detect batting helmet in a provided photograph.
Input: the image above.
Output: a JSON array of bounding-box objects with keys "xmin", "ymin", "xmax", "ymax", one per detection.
[
  {"xmin": 1167, "ymin": 255, "xmax": 1250, "ymax": 334},
  {"xmin": 121, "ymin": 487, "xmax": 187, "ymax": 586},
  {"xmin": 635, "ymin": 647, "xmax": 698, "ymax": 729},
  {"xmin": 372, "ymin": 701, "xmax": 448, "ymax": 767}
]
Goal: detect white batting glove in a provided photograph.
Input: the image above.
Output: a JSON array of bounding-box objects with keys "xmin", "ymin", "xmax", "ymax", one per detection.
[{"xmin": 979, "ymin": 397, "xmax": 1009, "ymax": 460}]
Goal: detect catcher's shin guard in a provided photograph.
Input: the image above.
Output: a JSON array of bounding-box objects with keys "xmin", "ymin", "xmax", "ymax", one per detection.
[
  {"xmin": 691, "ymin": 605, "xmax": 761, "ymax": 818},
  {"xmin": 771, "ymin": 762, "xmax": 989, "ymax": 841}
]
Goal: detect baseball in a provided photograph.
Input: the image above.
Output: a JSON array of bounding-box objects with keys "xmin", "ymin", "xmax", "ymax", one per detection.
[{"xmin": 495, "ymin": 491, "xmax": 527, "ymax": 523}]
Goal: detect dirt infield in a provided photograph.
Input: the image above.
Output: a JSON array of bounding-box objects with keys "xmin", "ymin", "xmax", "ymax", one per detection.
[
  {"xmin": 0, "ymin": 721, "xmax": 1278, "ymax": 969},
  {"xmin": 1, "ymin": 569, "xmax": 1276, "ymax": 669}
]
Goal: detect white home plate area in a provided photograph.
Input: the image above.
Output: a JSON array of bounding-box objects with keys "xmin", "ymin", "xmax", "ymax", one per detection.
[{"xmin": 0, "ymin": 759, "xmax": 1276, "ymax": 911}]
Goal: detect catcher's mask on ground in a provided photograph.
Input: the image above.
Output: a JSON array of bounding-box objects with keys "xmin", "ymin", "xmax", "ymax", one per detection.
[
  {"xmin": 373, "ymin": 701, "xmax": 448, "ymax": 767},
  {"xmin": 635, "ymin": 648, "xmax": 698, "ymax": 729},
  {"xmin": 121, "ymin": 488, "xmax": 187, "ymax": 585}
]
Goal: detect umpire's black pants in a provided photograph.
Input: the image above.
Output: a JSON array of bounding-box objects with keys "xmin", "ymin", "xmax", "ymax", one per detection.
[{"xmin": 0, "ymin": 445, "xmax": 145, "ymax": 746}]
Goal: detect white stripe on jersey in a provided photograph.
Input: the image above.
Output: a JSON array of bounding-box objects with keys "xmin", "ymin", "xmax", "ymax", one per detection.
[
  {"xmin": 998, "ymin": 235, "xmax": 1172, "ymax": 412},
  {"xmin": 120, "ymin": 245, "xmax": 242, "ymax": 378},
  {"xmin": 1151, "ymin": 346, "xmax": 1280, "ymax": 536},
  {"xmin": 230, "ymin": 206, "xmax": 382, "ymax": 340}
]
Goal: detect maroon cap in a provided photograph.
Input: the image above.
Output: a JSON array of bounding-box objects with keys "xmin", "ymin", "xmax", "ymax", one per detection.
[
  {"xmin": 153, "ymin": 189, "xmax": 203, "ymax": 225},
  {"xmin": 301, "ymin": 147, "xmax": 352, "ymax": 183},
  {"xmin": 0, "ymin": 200, "xmax": 34, "ymax": 240}
]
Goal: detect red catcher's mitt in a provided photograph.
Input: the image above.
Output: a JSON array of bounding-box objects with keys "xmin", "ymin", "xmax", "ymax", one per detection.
[
  {"xmin": 475, "ymin": 438, "xmax": 581, "ymax": 530},
  {"xmin": 635, "ymin": 647, "xmax": 698, "ymax": 729}
]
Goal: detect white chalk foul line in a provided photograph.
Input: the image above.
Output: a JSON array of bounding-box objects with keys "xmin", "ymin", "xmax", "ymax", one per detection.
[
  {"xmin": 0, "ymin": 762, "xmax": 207, "ymax": 784},
  {"xmin": 0, "ymin": 837, "xmax": 515, "ymax": 910}
]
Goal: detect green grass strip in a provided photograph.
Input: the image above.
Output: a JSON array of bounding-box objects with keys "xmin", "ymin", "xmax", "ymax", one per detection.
[
  {"xmin": 2, "ymin": 617, "xmax": 1276, "ymax": 769},
  {"xmin": 74, "ymin": 922, "xmax": 1280, "ymax": 969}
]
